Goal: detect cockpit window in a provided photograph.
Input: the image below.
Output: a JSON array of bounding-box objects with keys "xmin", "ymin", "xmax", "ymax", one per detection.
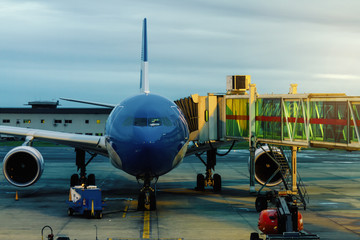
[
  {"xmin": 122, "ymin": 117, "xmax": 133, "ymax": 126},
  {"xmin": 134, "ymin": 118, "xmax": 147, "ymax": 126},
  {"xmin": 125, "ymin": 117, "xmax": 173, "ymax": 127},
  {"xmin": 161, "ymin": 117, "xmax": 172, "ymax": 126},
  {"xmin": 149, "ymin": 118, "xmax": 161, "ymax": 127}
]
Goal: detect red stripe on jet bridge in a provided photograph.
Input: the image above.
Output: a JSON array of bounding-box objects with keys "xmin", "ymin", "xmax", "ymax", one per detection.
[
  {"xmin": 229, "ymin": 115, "xmax": 360, "ymax": 126},
  {"xmin": 255, "ymin": 116, "xmax": 281, "ymax": 122},
  {"xmin": 309, "ymin": 118, "xmax": 347, "ymax": 126},
  {"xmin": 226, "ymin": 115, "xmax": 249, "ymax": 120},
  {"xmin": 256, "ymin": 116, "xmax": 350, "ymax": 126}
]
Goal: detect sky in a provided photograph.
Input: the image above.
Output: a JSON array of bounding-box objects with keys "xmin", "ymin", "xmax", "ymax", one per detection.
[{"xmin": 1, "ymin": 0, "xmax": 360, "ymax": 107}]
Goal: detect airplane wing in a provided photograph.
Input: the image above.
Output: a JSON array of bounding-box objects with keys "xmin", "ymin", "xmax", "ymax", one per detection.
[
  {"xmin": 60, "ymin": 98, "xmax": 116, "ymax": 108},
  {"xmin": 0, "ymin": 125, "xmax": 108, "ymax": 156}
]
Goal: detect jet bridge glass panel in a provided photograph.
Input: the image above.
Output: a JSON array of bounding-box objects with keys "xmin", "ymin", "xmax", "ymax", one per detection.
[
  {"xmin": 255, "ymin": 98, "xmax": 281, "ymax": 140},
  {"xmin": 350, "ymin": 103, "xmax": 360, "ymax": 143},
  {"xmin": 283, "ymin": 99, "xmax": 307, "ymax": 141},
  {"xmin": 309, "ymin": 101, "xmax": 348, "ymax": 143},
  {"xmin": 225, "ymin": 98, "xmax": 249, "ymax": 138}
]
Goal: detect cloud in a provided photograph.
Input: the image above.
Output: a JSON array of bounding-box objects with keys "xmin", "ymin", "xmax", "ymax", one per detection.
[
  {"xmin": 314, "ymin": 74, "xmax": 360, "ymax": 80},
  {"xmin": 0, "ymin": 0, "xmax": 360, "ymax": 107}
]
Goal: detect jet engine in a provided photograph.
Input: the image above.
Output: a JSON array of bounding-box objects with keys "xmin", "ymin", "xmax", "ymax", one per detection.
[
  {"xmin": 253, "ymin": 146, "xmax": 285, "ymax": 187},
  {"xmin": 2, "ymin": 146, "xmax": 44, "ymax": 187}
]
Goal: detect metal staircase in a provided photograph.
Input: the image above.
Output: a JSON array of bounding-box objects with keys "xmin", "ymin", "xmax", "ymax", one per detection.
[{"xmin": 265, "ymin": 145, "xmax": 309, "ymax": 209}]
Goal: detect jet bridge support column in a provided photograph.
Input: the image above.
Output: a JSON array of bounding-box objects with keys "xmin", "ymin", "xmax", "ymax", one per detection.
[
  {"xmin": 291, "ymin": 146, "xmax": 298, "ymax": 193},
  {"xmin": 249, "ymin": 83, "xmax": 257, "ymax": 193},
  {"xmin": 249, "ymin": 139, "xmax": 256, "ymax": 193}
]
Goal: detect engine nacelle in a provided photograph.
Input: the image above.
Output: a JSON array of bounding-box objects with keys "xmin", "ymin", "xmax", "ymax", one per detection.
[
  {"xmin": 253, "ymin": 146, "xmax": 284, "ymax": 187},
  {"xmin": 3, "ymin": 146, "xmax": 44, "ymax": 187}
]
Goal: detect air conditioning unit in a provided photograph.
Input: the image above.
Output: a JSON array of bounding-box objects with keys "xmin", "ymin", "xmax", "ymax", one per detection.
[{"xmin": 226, "ymin": 75, "xmax": 251, "ymax": 94}]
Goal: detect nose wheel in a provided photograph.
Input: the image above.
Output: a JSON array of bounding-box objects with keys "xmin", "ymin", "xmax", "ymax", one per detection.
[{"xmin": 137, "ymin": 178, "xmax": 157, "ymax": 211}]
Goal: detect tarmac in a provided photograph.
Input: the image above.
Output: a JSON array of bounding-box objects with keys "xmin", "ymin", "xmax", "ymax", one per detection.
[{"xmin": 0, "ymin": 146, "xmax": 359, "ymax": 240}]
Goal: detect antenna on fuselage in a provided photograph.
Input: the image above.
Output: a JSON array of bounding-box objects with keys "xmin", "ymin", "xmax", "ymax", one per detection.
[{"xmin": 140, "ymin": 18, "xmax": 149, "ymax": 94}]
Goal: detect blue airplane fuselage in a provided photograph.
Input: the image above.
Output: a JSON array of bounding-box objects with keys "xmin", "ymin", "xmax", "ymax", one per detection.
[{"xmin": 105, "ymin": 93, "xmax": 189, "ymax": 179}]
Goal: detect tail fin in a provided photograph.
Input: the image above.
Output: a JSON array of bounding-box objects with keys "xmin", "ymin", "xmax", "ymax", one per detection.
[{"xmin": 140, "ymin": 18, "xmax": 149, "ymax": 94}]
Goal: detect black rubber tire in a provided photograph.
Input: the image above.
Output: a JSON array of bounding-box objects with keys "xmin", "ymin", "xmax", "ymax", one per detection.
[
  {"xmin": 68, "ymin": 208, "xmax": 74, "ymax": 216},
  {"xmin": 70, "ymin": 174, "xmax": 79, "ymax": 187},
  {"xmin": 196, "ymin": 174, "xmax": 205, "ymax": 191},
  {"xmin": 149, "ymin": 192, "xmax": 157, "ymax": 211},
  {"xmin": 137, "ymin": 192, "xmax": 146, "ymax": 211},
  {"xmin": 255, "ymin": 196, "xmax": 268, "ymax": 212},
  {"xmin": 213, "ymin": 173, "xmax": 222, "ymax": 192},
  {"xmin": 250, "ymin": 232, "xmax": 260, "ymax": 240},
  {"xmin": 84, "ymin": 210, "xmax": 91, "ymax": 219},
  {"xmin": 96, "ymin": 211, "xmax": 103, "ymax": 219},
  {"xmin": 87, "ymin": 174, "xmax": 96, "ymax": 186}
]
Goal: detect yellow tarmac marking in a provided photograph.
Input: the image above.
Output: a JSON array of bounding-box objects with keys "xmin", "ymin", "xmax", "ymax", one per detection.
[
  {"xmin": 122, "ymin": 205, "xmax": 129, "ymax": 218},
  {"xmin": 143, "ymin": 211, "xmax": 150, "ymax": 239}
]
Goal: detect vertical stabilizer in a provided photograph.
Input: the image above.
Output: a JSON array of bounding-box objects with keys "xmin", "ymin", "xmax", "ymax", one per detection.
[{"xmin": 140, "ymin": 18, "xmax": 149, "ymax": 94}]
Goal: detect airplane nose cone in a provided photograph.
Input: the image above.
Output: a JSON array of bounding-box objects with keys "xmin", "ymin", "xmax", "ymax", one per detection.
[
  {"xmin": 105, "ymin": 93, "xmax": 189, "ymax": 179},
  {"xmin": 117, "ymin": 126, "xmax": 186, "ymax": 178}
]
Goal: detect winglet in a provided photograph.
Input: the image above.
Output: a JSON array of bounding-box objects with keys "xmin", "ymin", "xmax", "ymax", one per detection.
[{"xmin": 140, "ymin": 18, "xmax": 149, "ymax": 94}]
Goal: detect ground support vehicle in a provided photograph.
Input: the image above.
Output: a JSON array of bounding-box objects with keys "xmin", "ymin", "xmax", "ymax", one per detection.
[
  {"xmin": 67, "ymin": 185, "xmax": 105, "ymax": 219},
  {"xmin": 251, "ymin": 194, "xmax": 320, "ymax": 240}
]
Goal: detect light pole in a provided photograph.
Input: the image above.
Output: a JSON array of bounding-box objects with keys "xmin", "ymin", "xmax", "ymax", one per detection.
[{"xmin": 94, "ymin": 225, "xmax": 98, "ymax": 240}]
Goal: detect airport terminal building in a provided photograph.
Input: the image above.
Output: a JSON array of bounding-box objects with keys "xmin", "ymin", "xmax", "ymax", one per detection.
[{"xmin": 0, "ymin": 101, "xmax": 112, "ymax": 137}]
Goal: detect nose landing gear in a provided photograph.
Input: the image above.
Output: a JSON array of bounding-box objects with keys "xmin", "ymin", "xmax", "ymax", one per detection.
[{"xmin": 137, "ymin": 178, "xmax": 157, "ymax": 211}]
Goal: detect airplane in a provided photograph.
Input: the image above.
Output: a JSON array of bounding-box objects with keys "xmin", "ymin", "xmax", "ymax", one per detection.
[
  {"xmin": 0, "ymin": 18, "xmax": 192, "ymax": 211},
  {"xmin": 0, "ymin": 18, "xmax": 278, "ymax": 211}
]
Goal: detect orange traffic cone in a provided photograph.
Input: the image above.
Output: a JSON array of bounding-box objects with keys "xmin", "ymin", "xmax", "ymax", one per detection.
[{"xmin": 15, "ymin": 191, "xmax": 19, "ymax": 201}]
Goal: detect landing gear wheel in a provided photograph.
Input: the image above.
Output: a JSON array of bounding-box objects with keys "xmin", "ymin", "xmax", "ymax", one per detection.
[
  {"xmin": 255, "ymin": 196, "xmax": 268, "ymax": 212},
  {"xmin": 196, "ymin": 174, "xmax": 205, "ymax": 191},
  {"xmin": 149, "ymin": 192, "xmax": 157, "ymax": 211},
  {"xmin": 213, "ymin": 173, "xmax": 222, "ymax": 192},
  {"xmin": 70, "ymin": 174, "xmax": 79, "ymax": 187},
  {"xmin": 87, "ymin": 174, "xmax": 96, "ymax": 186},
  {"xmin": 137, "ymin": 192, "xmax": 146, "ymax": 211},
  {"xmin": 67, "ymin": 208, "xmax": 74, "ymax": 216}
]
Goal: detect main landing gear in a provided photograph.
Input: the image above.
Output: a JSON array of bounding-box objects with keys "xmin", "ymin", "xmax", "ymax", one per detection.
[
  {"xmin": 137, "ymin": 177, "xmax": 157, "ymax": 211},
  {"xmin": 195, "ymin": 149, "xmax": 222, "ymax": 192},
  {"xmin": 70, "ymin": 148, "xmax": 97, "ymax": 187}
]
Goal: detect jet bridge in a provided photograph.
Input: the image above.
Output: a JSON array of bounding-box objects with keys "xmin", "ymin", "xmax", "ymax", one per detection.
[
  {"xmin": 177, "ymin": 76, "xmax": 360, "ymax": 150},
  {"xmin": 176, "ymin": 75, "xmax": 360, "ymax": 206}
]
